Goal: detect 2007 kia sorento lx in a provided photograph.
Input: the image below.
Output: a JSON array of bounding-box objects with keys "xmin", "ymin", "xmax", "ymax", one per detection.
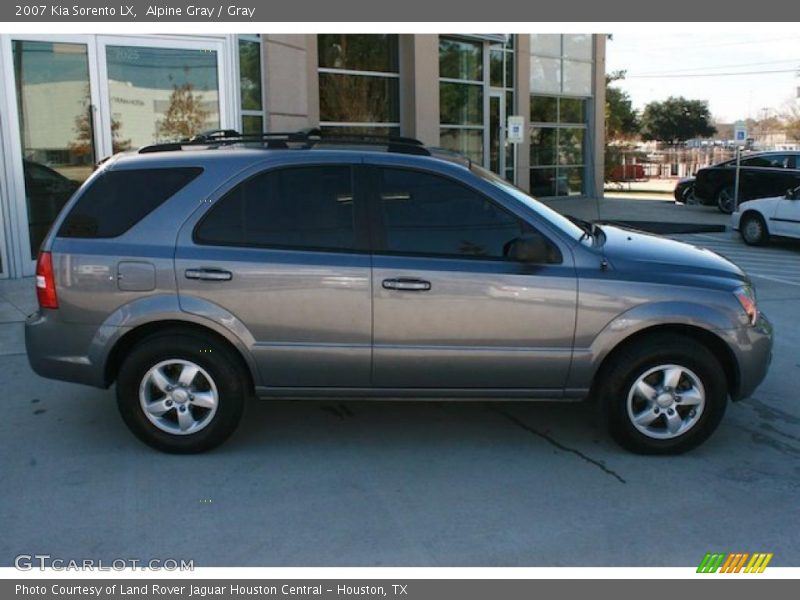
[{"xmin": 25, "ymin": 130, "xmax": 773, "ymax": 454}]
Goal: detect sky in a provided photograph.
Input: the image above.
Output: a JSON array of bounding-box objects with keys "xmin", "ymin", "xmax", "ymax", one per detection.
[{"xmin": 605, "ymin": 32, "xmax": 800, "ymax": 124}]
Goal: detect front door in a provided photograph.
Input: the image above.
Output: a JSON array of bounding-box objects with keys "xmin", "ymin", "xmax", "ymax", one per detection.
[
  {"xmin": 3, "ymin": 35, "xmax": 232, "ymax": 276},
  {"xmin": 369, "ymin": 164, "xmax": 577, "ymax": 392},
  {"xmin": 6, "ymin": 38, "xmax": 101, "ymax": 270},
  {"xmin": 176, "ymin": 162, "xmax": 372, "ymax": 388},
  {"xmin": 771, "ymin": 193, "xmax": 800, "ymax": 237}
]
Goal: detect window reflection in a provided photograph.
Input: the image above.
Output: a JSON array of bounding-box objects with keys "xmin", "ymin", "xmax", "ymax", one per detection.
[
  {"xmin": 106, "ymin": 45, "xmax": 220, "ymax": 147},
  {"xmin": 12, "ymin": 40, "xmax": 93, "ymax": 258}
]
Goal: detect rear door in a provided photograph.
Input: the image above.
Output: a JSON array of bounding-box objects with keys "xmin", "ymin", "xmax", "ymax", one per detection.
[
  {"xmin": 367, "ymin": 162, "xmax": 577, "ymax": 392},
  {"xmin": 741, "ymin": 154, "xmax": 797, "ymax": 200},
  {"xmin": 175, "ymin": 161, "xmax": 372, "ymax": 388}
]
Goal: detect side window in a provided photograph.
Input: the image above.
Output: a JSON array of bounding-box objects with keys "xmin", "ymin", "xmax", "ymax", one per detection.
[
  {"xmin": 742, "ymin": 155, "xmax": 790, "ymax": 169},
  {"xmin": 377, "ymin": 168, "xmax": 551, "ymax": 261},
  {"xmin": 59, "ymin": 167, "xmax": 202, "ymax": 238},
  {"xmin": 195, "ymin": 166, "xmax": 356, "ymax": 251}
]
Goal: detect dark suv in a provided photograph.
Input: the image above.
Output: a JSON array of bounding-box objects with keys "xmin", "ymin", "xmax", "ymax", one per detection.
[
  {"xmin": 25, "ymin": 130, "xmax": 773, "ymax": 454},
  {"xmin": 693, "ymin": 151, "xmax": 800, "ymax": 213}
]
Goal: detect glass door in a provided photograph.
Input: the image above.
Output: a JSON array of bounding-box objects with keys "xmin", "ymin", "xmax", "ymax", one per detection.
[
  {"xmin": 96, "ymin": 36, "xmax": 229, "ymax": 154},
  {"xmin": 9, "ymin": 39, "xmax": 100, "ymax": 266},
  {"xmin": 489, "ymin": 90, "xmax": 506, "ymax": 177}
]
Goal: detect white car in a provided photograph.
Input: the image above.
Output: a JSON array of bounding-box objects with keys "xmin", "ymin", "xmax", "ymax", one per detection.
[{"xmin": 731, "ymin": 187, "xmax": 800, "ymax": 245}]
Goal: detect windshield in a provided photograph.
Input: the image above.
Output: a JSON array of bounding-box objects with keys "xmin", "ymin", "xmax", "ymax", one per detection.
[{"xmin": 470, "ymin": 163, "xmax": 590, "ymax": 244}]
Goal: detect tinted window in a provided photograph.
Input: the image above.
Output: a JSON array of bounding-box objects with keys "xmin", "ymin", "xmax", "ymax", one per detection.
[
  {"xmin": 59, "ymin": 167, "xmax": 202, "ymax": 238},
  {"xmin": 195, "ymin": 166, "xmax": 355, "ymax": 251},
  {"xmin": 378, "ymin": 168, "xmax": 539, "ymax": 260},
  {"xmin": 741, "ymin": 155, "xmax": 790, "ymax": 169}
]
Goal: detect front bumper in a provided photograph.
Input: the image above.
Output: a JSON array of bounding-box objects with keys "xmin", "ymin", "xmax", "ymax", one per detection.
[
  {"xmin": 731, "ymin": 210, "xmax": 743, "ymax": 231},
  {"xmin": 723, "ymin": 311, "xmax": 773, "ymax": 401}
]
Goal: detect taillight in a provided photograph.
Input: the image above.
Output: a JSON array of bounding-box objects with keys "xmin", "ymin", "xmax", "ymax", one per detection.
[{"xmin": 35, "ymin": 251, "xmax": 58, "ymax": 309}]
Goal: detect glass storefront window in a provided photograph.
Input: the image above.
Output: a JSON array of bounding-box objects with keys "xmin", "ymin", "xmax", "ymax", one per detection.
[
  {"xmin": 490, "ymin": 48, "xmax": 504, "ymax": 87},
  {"xmin": 559, "ymin": 97, "xmax": 586, "ymax": 124},
  {"xmin": 439, "ymin": 82, "xmax": 483, "ymax": 126},
  {"xmin": 563, "ymin": 60, "xmax": 592, "ymax": 96},
  {"xmin": 440, "ymin": 129, "xmax": 484, "ymax": 165},
  {"xmin": 241, "ymin": 115, "xmax": 263, "ymax": 135},
  {"xmin": 563, "ymin": 34, "xmax": 593, "ymax": 61},
  {"xmin": 319, "ymin": 73, "xmax": 400, "ymax": 124},
  {"xmin": 530, "ymin": 56, "xmax": 561, "ymax": 95},
  {"xmin": 530, "ymin": 34, "xmax": 561, "ymax": 58},
  {"xmin": 530, "ymin": 128, "xmax": 557, "ymax": 166},
  {"xmin": 318, "ymin": 34, "xmax": 399, "ymax": 73},
  {"xmin": 558, "ymin": 128, "xmax": 584, "ymax": 166},
  {"xmin": 238, "ymin": 39, "xmax": 262, "ymax": 111},
  {"xmin": 439, "ymin": 38, "xmax": 483, "ymax": 81},
  {"xmin": 12, "ymin": 40, "xmax": 95, "ymax": 258},
  {"xmin": 530, "ymin": 98, "xmax": 588, "ymax": 197},
  {"xmin": 106, "ymin": 45, "xmax": 220, "ymax": 147},
  {"xmin": 530, "ymin": 167, "xmax": 557, "ymax": 197},
  {"xmin": 318, "ymin": 35, "xmax": 400, "ymax": 133},
  {"xmin": 531, "ymin": 96, "xmax": 558, "ymax": 124},
  {"xmin": 529, "ymin": 35, "xmax": 593, "ymax": 197}
]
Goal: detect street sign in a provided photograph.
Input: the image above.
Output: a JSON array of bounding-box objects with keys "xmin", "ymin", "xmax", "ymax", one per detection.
[
  {"xmin": 507, "ymin": 116, "xmax": 525, "ymax": 144},
  {"xmin": 734, "ymin": 121, "xmax": 747, "ymax": 145}
]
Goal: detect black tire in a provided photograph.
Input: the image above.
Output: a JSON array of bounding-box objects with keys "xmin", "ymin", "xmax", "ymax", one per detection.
[
  {"xmin": 740, "ymin": 212, "xmax": 769, "ymax": 246},
  {"xmin": 717, "ymin": 186, "xmax": 736, "ymax": 214},
  {"xmin": 599, "ymin": 333, "xmax": 728, "ymax": 455},
  {"xmin": 116, "ymin": 329, "xmax": 247, "ymax": 453}
]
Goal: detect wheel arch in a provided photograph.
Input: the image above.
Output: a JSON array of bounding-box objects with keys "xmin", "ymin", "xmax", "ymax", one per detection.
[
  {"xmin": 590, "ymin": 323, "xmax": 740, "ymax": 401},
  {"xmin": 103, "ymin": 319, "xmax": 256, "ymax": 393}
]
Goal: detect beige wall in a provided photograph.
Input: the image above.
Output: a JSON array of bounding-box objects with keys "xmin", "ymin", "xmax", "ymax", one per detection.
[
  {"xmin": 514, "ymin": 34, "xmax": 531, "ymax": 192},
  {"xmin": 592, "ymin": 34, "xmax": 607, "ymax": 199},
  {"xmin": 399, "ymin": 34, "xmax": 440, "ymax": 147},
  {"xmin": 261, "ymin": 34, "xmax": 316, "ymax": 131}
]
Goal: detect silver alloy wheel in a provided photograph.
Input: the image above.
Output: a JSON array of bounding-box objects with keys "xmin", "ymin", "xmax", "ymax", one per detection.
[
  {"xmin": 742, "ymin": 216, "xmax": 765, "ymax": 244},
  {"xmin": 626, "ymin": 364, "xmax": 706, "ymax": 440},
  {"xmin": 139, "ymin": 359, "xmax": 219, "ymax": 435}
]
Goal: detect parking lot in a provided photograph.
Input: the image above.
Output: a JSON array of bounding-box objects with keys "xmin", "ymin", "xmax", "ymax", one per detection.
[{"xmin": 1, "ymin": 229, "xmax": 799, "ymax": 567}]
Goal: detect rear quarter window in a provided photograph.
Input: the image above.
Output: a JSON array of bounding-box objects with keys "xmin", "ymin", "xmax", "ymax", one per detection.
[{"xmin": 58, "ymin": 167, "xmax": 203, "ymax": 238}]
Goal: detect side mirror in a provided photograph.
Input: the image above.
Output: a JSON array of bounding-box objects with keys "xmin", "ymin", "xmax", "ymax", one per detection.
[
  {"xmin": 504, "ymin": 233, "xmax": 558, "ymax": 264},
  {"xmin": 786, "ymin": 188, "xmax": 800, "ymax": 200}
]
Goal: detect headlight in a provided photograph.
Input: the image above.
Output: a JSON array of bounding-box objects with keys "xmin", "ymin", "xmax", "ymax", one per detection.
[{"xmin": 734, "ymin": 285, "xmax": 758, "ymax": 326}]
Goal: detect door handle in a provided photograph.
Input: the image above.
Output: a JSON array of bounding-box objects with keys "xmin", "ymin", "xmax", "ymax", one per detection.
[
  {"xmin": 382, "ymin": 277, "xmax": 431, "ymax": 291},
  {"xmin": 185, "ymin": 268, "xmax": 232, "ymax": 281}
]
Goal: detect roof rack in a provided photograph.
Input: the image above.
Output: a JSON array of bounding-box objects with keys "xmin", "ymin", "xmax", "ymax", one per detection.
[{"xmin": 137, "ymin": 128, "xmax": 431, "ymax": 156}]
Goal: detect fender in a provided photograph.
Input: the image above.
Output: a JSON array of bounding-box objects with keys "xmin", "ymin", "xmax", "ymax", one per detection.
[
  {"xmin": 566, "ymin": 300, "xmax": 740, "ymax": 391},
  {"xmin": 89, "ymin": 293, "xmax": 260, "ymax": 385}
]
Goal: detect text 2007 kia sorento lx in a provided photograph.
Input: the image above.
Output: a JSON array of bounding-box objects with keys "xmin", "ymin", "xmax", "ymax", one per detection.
[{"xmin": 25, "ymin": 130, "xmax": 773, "ymax": 454}]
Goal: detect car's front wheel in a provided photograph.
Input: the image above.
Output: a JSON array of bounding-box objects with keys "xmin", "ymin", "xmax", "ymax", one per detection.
[
  {"xmin": 600, "ymin": 334, "xmax": 728, "ymax": 454},
  {"xmin": 740, "ymin": 212, "xmax": 769, "ymax": 246},
  {"xmin": 116, "ymin": 330, "xmax": 247, "ymax": 453}
]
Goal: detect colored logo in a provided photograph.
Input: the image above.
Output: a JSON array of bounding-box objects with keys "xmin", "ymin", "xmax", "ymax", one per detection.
[{"xmin": 697, "ymin": 552, "xmax": 773, "ymax": 573}]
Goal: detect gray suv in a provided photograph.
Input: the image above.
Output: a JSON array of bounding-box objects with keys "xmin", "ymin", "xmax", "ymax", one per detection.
[{"xmin": 25, "ymin": 130, "xmax": 773, "ymax": 455}]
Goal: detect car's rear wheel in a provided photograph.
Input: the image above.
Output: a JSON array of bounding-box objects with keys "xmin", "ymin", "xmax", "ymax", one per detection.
[
  {"xmin": 717, "ymin": 186, "xmax": 737, "ymax": 214},
  {"xmin": 740, "ymin": 212, "xmax": 769, "ymax": 246},
  {"xmin": 600, "ymin": 333, "xmax": 728, "ymax": 454},
  {"xmin": 116, "ymin": 330, "xmax": 247, "ymax": 453}
]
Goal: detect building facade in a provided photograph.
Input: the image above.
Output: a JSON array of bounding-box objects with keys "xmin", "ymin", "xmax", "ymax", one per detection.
[{"xmin": 0, "ymin": 33, "xmax": 605, "ymax": 279}]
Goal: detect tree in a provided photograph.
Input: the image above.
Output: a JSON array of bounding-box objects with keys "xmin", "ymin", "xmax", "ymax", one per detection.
[
  {"xmin": 605, "ymin": 70, "xmax": 639, "ymax": 141},
  {"xmin": 639, "ymin": 96, "xmax": 716, "ymax": 145},
  {"xmin": 69, "ymin": 87, "xmax": 131, "ymax": 157},
  {"xmin": 156, "ymin": 82, "xmax": 210, "ymax": 141},
  {"xmin": 782, "ymin": 103, "xmax": 800, "ymax": 141}
]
